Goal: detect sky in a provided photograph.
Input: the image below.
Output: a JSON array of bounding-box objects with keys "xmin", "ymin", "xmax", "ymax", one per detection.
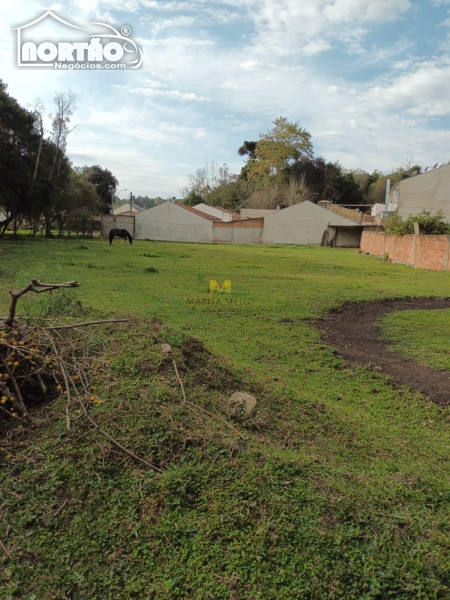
[{"xmin": 1, "ymin": 0, "xmax": 450, "ymax": 198}]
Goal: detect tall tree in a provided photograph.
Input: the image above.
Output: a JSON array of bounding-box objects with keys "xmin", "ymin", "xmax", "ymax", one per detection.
[
  {"xmin": 49, "ymin": 90, "xmax": 76, "ymax": 181},
  {"xmin": 80, "ymin": 165, "xmax": 118, "ymax": 214},
  {"xmin": 246, "ymin": 117, "xmax": 313, "ymax": 185}
]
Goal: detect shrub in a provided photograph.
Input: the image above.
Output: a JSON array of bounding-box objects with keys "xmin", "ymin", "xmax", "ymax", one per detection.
[{"xmin": 385, "ymin": 209, "xmax": 450, "ymax": 235}]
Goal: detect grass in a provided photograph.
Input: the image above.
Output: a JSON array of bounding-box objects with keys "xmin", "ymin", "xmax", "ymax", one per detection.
[
  {"xmin": 381, "ymin": 308, "xmax": 450, "ymax": 371},
  {"xmin": 0, "ymin": 235, "xmax": 449, "ymax": 598}
]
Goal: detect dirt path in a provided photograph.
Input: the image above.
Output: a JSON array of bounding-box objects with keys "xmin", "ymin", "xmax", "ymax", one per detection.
[{"xmin": 315, "ymin": 297, "xmax": 450, "ymax": 407}]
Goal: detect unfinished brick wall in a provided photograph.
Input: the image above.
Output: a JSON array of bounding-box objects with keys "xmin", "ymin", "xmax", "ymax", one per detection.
[
  {"xmin": 361, "ymin": 231, "xmax": 450, "ymax": 271},
  {"xmin": 212, "ymin": 219, "xmax": 264, "ymax": 244}
]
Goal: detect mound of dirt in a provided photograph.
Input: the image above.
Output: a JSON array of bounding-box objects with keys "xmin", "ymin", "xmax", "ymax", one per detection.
[{"xmin": 316, "ymin": 297, "xmax": 450, "ymax": 406}]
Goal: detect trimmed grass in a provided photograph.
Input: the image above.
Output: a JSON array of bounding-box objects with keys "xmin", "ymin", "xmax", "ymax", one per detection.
[
  {"xmin": 0, "ymin": 235, "xmax": 449, "ymax": 598},
  {"xmin": 381, "ymin": 308, "xmax": 450, "ymax": 371}
]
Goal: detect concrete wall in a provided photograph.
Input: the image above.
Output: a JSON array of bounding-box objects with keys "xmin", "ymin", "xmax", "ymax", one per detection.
[
  {"xmin": 212, "ymin": 219, "xmax": 264, "ymax": 244},
  {"xmin": 101, "ymin": 215, "xmax": 135, "ymax": 238},
  {"xmin": 360, "ymin": 230, "xmax": 450, "ymax": 271},
  {"xmin": 262, "ymin": 200, "xmax": 359, "ymax": 245},
  {"xmin": 328, "ymin": 226, "xmax": 363, "ymax": 247},
  {"xmin": 135, "ymin": 201, "xmax": 213, "ymax": 243},
  {"xmin": 396, "ymin": 165, "xmax": 450, "ymax": 220}
]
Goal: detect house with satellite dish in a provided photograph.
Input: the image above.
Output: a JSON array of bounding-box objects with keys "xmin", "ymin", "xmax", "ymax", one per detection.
[{"xmin": 387, "ymin": 162, "xmax": 450, "ymax": 219}]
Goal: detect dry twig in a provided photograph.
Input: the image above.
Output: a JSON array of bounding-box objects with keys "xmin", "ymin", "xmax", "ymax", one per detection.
[{"xmin": 172, "ymin": 358, "xmax": 247, "ymax": 440}]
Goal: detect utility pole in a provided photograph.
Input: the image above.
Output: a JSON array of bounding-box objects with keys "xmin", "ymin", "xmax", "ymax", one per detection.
[{"xmin": 129, "ymin": 191, "xmax": 133, "ymax": 215}]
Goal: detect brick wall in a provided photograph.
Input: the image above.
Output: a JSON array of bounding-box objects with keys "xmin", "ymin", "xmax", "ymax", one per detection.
[
  {"xmin": 415, "ymin": 235, "xmax": 448, "ymax": 271},
  {"xmin": 361, "ymin": 230, "xmax": 450, "ymax": 271},
  {"xmin": 212, "ymin": 218, "xmax": 263, "ymax": 244}
]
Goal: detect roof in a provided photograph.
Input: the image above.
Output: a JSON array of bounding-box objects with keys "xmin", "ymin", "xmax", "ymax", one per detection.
[
  {"xmin": 113, "ymin": 203, "xmax": 144, "ymax": 215},
  {"xmin": 177, "ymin": 204, "xmax": 218, "ymax": 221},
  {"xmin": 193, "ymin": 203, "xmax": 240, "ymax": 220}
]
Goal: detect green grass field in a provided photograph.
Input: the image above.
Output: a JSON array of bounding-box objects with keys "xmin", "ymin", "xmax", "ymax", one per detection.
[
  {"xmin": 381, "ymin": 309, "xmax": 450, "ymax": 371},
  {"xmin": 0, "ymin": 236, "xmax": 449, "ymax": 599}
]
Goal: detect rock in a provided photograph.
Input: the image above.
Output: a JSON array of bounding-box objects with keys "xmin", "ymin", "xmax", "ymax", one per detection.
[
  {"xmin": 160, "ymin": 343, "xmax": 172, "ymax": 354},
  {"xmin": 228, "ymin": 392, "xmax": 257, "ymax": 420}
]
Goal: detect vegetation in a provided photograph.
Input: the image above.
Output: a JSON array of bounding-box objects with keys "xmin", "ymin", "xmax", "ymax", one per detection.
[
  {"xmin": 182, "ymin": 118, "xmax": 400, "ymax": 211},
  {"xmin": 385, "ymin": 209, "xmax": 450, "ymax": 235},
  {"xmin": 0, "ymin": 82, "xmax": 118, "ymax": 237},
  {"xmin": 381, "ymin": 308, "xmax": 450, "ymax": 370},
  {"xmin": 0, "ymin": 236, "xmax": 449, "ymax": 598}
]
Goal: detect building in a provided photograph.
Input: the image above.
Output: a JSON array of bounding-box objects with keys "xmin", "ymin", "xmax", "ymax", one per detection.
[
  {"xmin": 135, "ymin": 201, "xmax": 216, "ymax": 243},
  {"xmin": 113, "ymin": 203, "xmax": 144, "ymax": 216},
  {"xmin": 192, "ymin": 204, "xmax": 239, "ymax": 222},
  {"xmin": 262, "ymin": 200, "xmax": 366, "ymax": 246},
  {"xmin": 388, "ymin": 164, "xmax": 450, "ymax": 219},
  {"xmin": 130, "ymin": 199, "xmax": 370, "ymax": 246}
]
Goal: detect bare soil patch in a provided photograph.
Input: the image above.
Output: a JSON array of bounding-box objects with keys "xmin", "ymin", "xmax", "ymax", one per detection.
[{"xmin": 316, "ymin": 297, "xmax": 450, "ymax": 406}]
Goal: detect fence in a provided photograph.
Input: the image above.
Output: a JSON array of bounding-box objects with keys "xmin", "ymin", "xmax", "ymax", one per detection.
[
  {"xmin": 361, "ymin": 230, "xmax": 450, "ymax": 271},
  {"xmin": 318, "ymin": 202, "xmax": 374, "ymax": 223}
]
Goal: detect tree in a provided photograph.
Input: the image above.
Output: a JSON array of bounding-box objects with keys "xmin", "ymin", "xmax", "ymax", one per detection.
[
  {"xmin": 238, "ymin": 141, "xmax": 258, "ymax": 160},
  {"xmin": 80, "ymin": 165, "xmax": 118, "ymax": 214},
  {"xmin": 183, "ymin": 190, "xmax": 203, "ymax": 206},
  {"xmin": 245, "ymin": 117, "xmax": 313, "ymax": 184},
  {"xmin": 49, "ymin": 90, "xmax": 76, "ymax": 181}
]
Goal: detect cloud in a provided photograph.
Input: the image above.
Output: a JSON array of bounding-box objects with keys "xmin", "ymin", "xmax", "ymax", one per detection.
[
  {"xmin": 245, "ymin": 0, "xmax": 412, "ymax": 56},
  {"xmin": 130, "ymin": 87, "xmax": 210, "ymax": 101},
  {"xmin": 362, "ymin": 57, "xmax": 450, "ymax": 116}
]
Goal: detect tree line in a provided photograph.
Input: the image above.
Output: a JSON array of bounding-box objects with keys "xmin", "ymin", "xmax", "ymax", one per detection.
[
  {"xmin": 0, "ymin": 80, "xmax": 118, "ymax": 237},
  {"xmin": 182, "ymin": 117, "xmax": 423, "ymax": 212}
]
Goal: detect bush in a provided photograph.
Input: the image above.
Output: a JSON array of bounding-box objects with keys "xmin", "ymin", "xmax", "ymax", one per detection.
[{"xmin": 385, "ymin": 209, "xmax": 450, "ymax": 236}]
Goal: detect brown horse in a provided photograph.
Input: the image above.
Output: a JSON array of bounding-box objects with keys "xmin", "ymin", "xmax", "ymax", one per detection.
[{"xmin": 109, "ymin": 228, "xmax": 133, "ymax": 245}]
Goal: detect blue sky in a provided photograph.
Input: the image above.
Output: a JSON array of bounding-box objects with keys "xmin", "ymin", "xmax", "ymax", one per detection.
[{"xmin": 2, "ymin": 0, "xmax": 450, "ymax": 197}]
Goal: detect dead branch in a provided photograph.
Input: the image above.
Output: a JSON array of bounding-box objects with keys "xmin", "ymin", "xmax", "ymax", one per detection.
[
  {"xmin": 0, "ymin": 539, "xmax": 11, "ymax": 559},
  {"xmin": 44, "ymin": 319, "xmax": 129, "ymax": 331},
  {"xmin": 52, "ymin": 499, "xmax": 68, "ymax": 518},
  {"xmin": 172, "ymin": 359, "xmax": 247, "ymax": 440},
  {"xmin": 172, "ymin": 360, "xmax": 187, "ymax": 403},
  {"xmin": 4, "ymin": 279, "xmax": 80, "ymax": 327}
]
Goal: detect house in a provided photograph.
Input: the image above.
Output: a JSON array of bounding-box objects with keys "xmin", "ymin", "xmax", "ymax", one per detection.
[
  {"xmin": 135, "ymin": 201, "xmax": 216, "ymax": 243},
  {"xmin": 133, "ymin": 199, "xmax": 369, "ymax": 246},
  {"xmin": 192, "ymin": 204, "xmax": 239, "ymax": 222},
  {"xmin": 113, "ymin": 203, "xmax": 144, "ymax": 216},
  {"xmin": 262, "ymin": 200, "xmax": 367, "ymax": 246},
  {"xmin": 389, "ymin": 164, "xmax": 450, "ymax": 219}
]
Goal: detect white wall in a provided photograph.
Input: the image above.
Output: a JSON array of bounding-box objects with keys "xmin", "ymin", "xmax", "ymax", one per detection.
[
  {"xmin": 192, "ymin": 203, "xmax": 237, "ymax": 222},
  {"xmin": 101, "ymin": 215, "xmax": 135, "ymax": 238},
  {"xmin": 262, "ymin": 201, "xmax": 358, "ymax": 245},
  {"xmin": 397, "ymin": 165, "xmax": 450, "ymax": 219},
  {"xmin": 135, "ymin": 202, "xmax": 213, "ymax": 243}
]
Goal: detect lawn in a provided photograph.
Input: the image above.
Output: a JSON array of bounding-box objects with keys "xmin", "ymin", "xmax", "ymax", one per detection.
[
  {"xmin": 381, "ymin": 308, "xmax": 450, "ymax": 371},
  {"xmin": 0, "ymin": 235, "xmax": 449, "ymax": 599}
]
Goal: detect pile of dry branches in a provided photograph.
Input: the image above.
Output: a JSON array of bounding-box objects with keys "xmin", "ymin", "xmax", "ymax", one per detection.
[{"xmin": 0, "ymin": 279, "xmax": 161, "ymax": 471}]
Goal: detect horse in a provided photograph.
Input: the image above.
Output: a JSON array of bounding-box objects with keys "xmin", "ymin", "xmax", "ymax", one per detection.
[{"xmin": 109, "ymin": 228, "xmax": 133, "ymax": 245}]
